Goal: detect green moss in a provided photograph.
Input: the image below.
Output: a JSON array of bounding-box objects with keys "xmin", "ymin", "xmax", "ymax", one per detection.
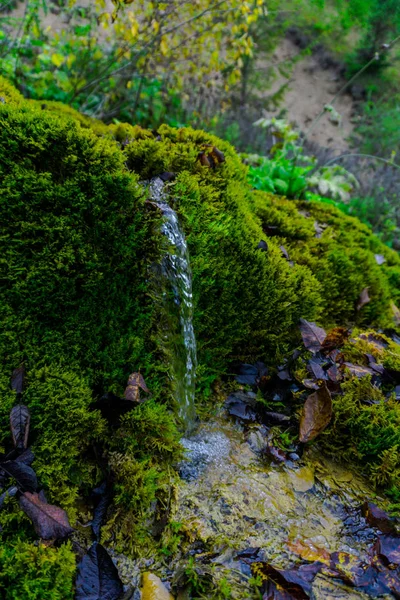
[
  {"xmin": 322, "ymin": 375, "xmax": 400, "ymax": 499},
  {"xmin": 0, "ymin": 76, "xmax": 24, "ymax": 106},
  {"xmin": 253, "ymin": 193, "xmax": 400, "ymax": 327},
  {"xmin": 0, "ymin": 540, "xmax": 76, "ymax": 599}
]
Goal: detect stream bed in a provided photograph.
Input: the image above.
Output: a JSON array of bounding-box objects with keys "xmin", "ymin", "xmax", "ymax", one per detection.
[{"xmin": 117, "ymin": 409, "xmax": 397, "ymax": 599}]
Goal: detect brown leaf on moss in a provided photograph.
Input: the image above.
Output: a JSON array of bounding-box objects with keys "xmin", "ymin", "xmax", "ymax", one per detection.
[
  {"xmin": 197, "ymin": 151, "xmax": 211, "ymax": 167},
  {"xmin": 342, "ymin": 363, "xmax": 374, "ymax": 378},
  {"xmin": 124, "ymin": 372, "xmax": 149, "ymax": 402},
  {"xmin": 10, "ymin": 404, "xmax": 30, "ymax": 449},
  {"xmin": 299, "ymin": 383, "xmax": 332, "ymax": 443},
  {"xmin": 357, "ymin": 287, "xmax": 371, "ymax": 311},
  {"xmin": 210, "ymin": 146, "xmax": 225, "ymax": 164},
  {"xmin": 20, "ymin": 491, "xmax": 73, "ymax": 539},
  {"xmin": 299, "ymin": 319, "xmax": 327, "ymax": 353},
  {"xmin": 322, "ymin": 327, "xmax": 350, "ymax": 351},
  {"xmin": 391, "ymin": 302, "xmax": 400, "ymax": 327}
]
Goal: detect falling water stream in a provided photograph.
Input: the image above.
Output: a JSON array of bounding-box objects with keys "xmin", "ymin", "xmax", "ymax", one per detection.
[{"xmin": 148, "ymin": 177, "xmax": 197, "ymax": 430}]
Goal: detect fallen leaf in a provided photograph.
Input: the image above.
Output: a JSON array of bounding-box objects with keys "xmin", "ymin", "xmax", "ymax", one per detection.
[
  {"xmin": 302, "ymin": 379, "xmax": 320, "ymax": 390},
  {"xmin": 375, "ymin": 534, "xmax": 400, "ymax": 565},
  {"xmin": 391, "ymin": 302, "xmax": 400, "ymax": 327},
  {"xmin": 11, "ymin": 365, "xmax": 25, "ymax": 394},
  {"xmin": 20, "ymin": 491, "xmax": 73, "ymax": 540},
  {"xmin": 124, "ymin": 372, "xmax": 149, "ymax": 402},
  {"xmin": 257, "ymin": 240, "xmax": 269, "ymax": 252},
  {"xmin": 280, "ymin": 245, "xmax": 290, "ymax": 260},
  {"xmin": 357, "ymin": 287, "xmax": 371, "ymax": 311},
  {"xmin": 210, "ymin": 146, "xmax": 225, "ymax": 164},
  {"xmin": 299, "ymin": 319, "xmax": 327, "ymax": 353},
  {"xmin": 361, "ymin": 502, "xmax": 397, "ymax": 534},
  {"xmin": 307, "ymin": 357, "xmax": 329, "ymax": 381},
  {"xmin": 225, "ymin": 391, "xmax": 257, "ymax": 423},
  {"xmin": 342, "ymin": 363, "xmax": 375, "ymax": 378},
  {"xmin": 91, "ymin": 483, "xmax": 111, "ymax": 541},
  {"xmin": 359, "ymin": 333, "xmax": 388, "ymax": 351},
  {"xmin": 322, "ymin": 327, "xmax": 350, "ymax": 351},
  {"xmin": 1, "ymin": 461, "xmax": 37, "ymax": 492},
  {"xmin": 197, "ymin": 151, "xmax": 211, "ymax": 167},
  {"xmin": 15, "ymin": 448, "xmax": 35, "ymax": 466},
  {"xmin": 254, "ymin": 561, "xmax": 322, "ymax": 599},
  {"xmin": 75, "ymin": 542, "xmax": 123, "ymax": 600},
  {"xmin": 10, "ymin": 404, "xmax": 30, "ymax": 449},
  {"xmin": 263, "ymin": 412, "xmax": 290, "ymax": 425},
  {"xmin": 287, "ymin": 539, "xmax": 330, "ymax": 565},
  {"xmin": 299, "ymin": 383, "xmax": 332, "ymax": 443}
]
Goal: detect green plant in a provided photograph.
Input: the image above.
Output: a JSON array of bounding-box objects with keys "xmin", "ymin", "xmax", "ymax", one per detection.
[
  {"xmin": 0, "ymin": 540, "xmax": 76, "ymax": 600},
  {"xmin": 247, "ymin": 118, "xmax": 358, "ymax": 201}
]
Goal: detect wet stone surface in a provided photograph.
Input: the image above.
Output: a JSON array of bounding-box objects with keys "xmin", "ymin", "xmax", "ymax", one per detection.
[{"xmin": 172, "ymin": 413, "xmax": 391, "ymax": 599}]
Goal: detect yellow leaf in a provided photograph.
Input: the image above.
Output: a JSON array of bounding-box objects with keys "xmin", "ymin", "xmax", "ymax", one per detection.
[
  {"xmin": 127, "ymin": 80, "xmax": 132, "ymax": 89},
  {"xmin": 152, "ymin": 19, "xmax": 160, "ymax": 33},
  {"xmin": 51, "ymin": 53, "xmax": 64, "ymax": 68},
  {"xmin": 66, "ymin": 54, "xmax": 76, "ymax": 68},
  {"xmin": 131, "ymin": 22, "xmax": 139, "ymax": 38},
  {"xmin": 160, "ymin": 36, "xmax": 168, "ymax": 56}
]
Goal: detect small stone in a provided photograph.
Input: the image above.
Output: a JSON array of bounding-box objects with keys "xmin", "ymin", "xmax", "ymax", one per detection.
[
  {"xmin": 289, "ymin": 452, "xmax": 300, "ymax": 461},
  {"xmin": 141, "ymin": 573, "xmax": 174, "ymax": 600}
]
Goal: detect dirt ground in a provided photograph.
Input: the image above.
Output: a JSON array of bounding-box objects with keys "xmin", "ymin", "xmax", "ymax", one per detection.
[{"xmin": 258, "ymin": 37, "xmax": 355, "ymax": 153}]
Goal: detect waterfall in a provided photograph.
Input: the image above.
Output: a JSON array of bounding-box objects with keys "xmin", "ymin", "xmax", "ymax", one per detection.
[{"xmin": 148, "ymin": 177, "xmax": 197, "ymax": 430}]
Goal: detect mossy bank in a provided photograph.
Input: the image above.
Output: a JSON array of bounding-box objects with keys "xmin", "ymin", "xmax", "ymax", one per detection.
[{"xmin": 1, "ymin": 77, "xmax": 400, "ymax": 597}]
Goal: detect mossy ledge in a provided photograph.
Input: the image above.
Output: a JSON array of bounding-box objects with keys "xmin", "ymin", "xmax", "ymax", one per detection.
[{"xmin": 1, "ymin": 76, "xmax": 400, "ymax": 596}]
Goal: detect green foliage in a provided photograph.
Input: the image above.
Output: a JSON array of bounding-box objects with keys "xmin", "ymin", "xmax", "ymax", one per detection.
[
  {"xmin": 253, "ymin": 192, "xmax": 400, "ymax": 326},
  {"xmin": 322, "ymin": 375, "xmax": 400, "ymax": 499},
  {"xmin": 23, "ymin": 368, "xmax": 106, "ymax": 515},
  {"xmin": 247, "ymin": 118, "xmax": 358, "ymax": 202},
  {"xmin": 0, "ymin": 540, "xmax": 76, "ymax": 600}
]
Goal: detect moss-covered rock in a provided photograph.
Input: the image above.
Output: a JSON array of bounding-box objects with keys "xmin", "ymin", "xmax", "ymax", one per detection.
[
  {"xmin": 253, "ymin": 192, "xmax": 400, "ymax": 327},
  {"xmin": 0, "ymin": 75, "xmax": 400, "ymax": 578}
]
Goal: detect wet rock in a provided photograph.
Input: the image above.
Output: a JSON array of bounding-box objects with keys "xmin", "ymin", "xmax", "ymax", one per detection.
[
  {"xmin": 246, "ymin": 425, "xmax": 268, "ymax": 453},
  {"xmin": 141, "ymin": 573, "xmax": 174, "ymax": 600},
  {"xmin": 361, "ymin": 502, "xmax": 397, "ymax": 534},
  {"xmin": 288, "ymin": 466, "xmax": 315, "ymax": 493}
]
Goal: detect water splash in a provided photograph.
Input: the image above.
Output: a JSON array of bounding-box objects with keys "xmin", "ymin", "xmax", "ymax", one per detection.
[{"xmin": 148, "ymin": 177, "xmax": 197, "ymax": 430}]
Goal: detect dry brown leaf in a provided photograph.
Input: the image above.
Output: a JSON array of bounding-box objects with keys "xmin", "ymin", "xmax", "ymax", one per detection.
[
  {"xmin": 299, "ymin": 319, "xmax": 327, "ymax": 353},
  {"xmin": 20, "ymin": 491, "xmax": 73, "ymax": 539},
  {"xmin": 287, "ymin": 539, "xmax": 330, "ymax": 565},
  {"xmin": 299, "ymin": 382, "xmax": 332, "ymax": 443},
  {"xmin": 124, "ymin": 372, "xmax": 150, "ymax": 402},
  {"xmin": 357, "ymin": 287, "xmax": 371, "ymax": 311}
]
